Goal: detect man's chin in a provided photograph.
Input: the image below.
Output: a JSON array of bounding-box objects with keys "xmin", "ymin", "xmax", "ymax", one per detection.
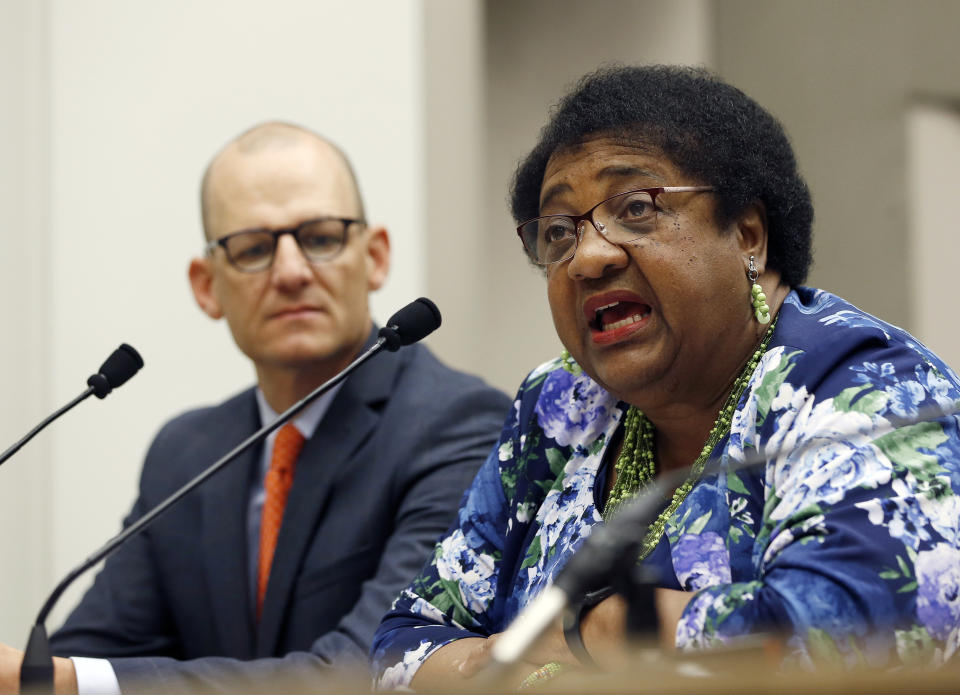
[{"xmin": 257, "ymin": 342, "xmax": 356, "ymax": 372}]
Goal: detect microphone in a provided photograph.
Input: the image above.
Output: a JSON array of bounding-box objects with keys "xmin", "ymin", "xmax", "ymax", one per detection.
[
  {"xmin": 86, "ymin": 343, "xmax": 144, "ymax": 399},
  {"xmin": 486, "ymin": 397, "xmax": 960, "ymax": 673},
  {"xmin": 19, "ymin": 299, "xmax": 441, "ymax": 693},
  {"xmin": 378, "ymin": 297, "xmax": 442, "ymax": 351},
  {"xmin": 0, "ymin": 343, "xmax": 144, "ymax": 469}
]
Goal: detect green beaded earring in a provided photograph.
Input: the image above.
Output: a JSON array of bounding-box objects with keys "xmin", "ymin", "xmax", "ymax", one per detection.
[
  {"xmin": 559, "ymin": 348, "xmax": 582, "ymax": 375},
  {"xmin": 748, "ymin": 255, "xmax": 771, "ymax": 325}
]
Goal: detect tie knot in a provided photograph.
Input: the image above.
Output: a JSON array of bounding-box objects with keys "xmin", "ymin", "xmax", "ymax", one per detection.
[{"xmin": 271, "ymin": 422, "xmax": 305, "ymax": 475}]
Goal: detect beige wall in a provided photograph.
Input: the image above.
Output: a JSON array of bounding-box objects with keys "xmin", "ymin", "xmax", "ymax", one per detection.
[
  {"xmin": 715, "ymin": 0, "xmax": 960, "ymax": 336},
  {"xmin": 0, "ymin": 0, "xmax": 51, "ymax": 646},
  {"xmin": 423, "ymin": 0, "xmax": 487, "ymax": 373},
  {"xmin": 909, "ymin": 102, "xmax": 960, "ymax": 369}
]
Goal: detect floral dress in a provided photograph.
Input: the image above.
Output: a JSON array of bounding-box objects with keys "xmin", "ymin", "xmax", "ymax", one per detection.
[{"xmin": 371, "ymin": 288, "xmax": 960, "ymax": 687}]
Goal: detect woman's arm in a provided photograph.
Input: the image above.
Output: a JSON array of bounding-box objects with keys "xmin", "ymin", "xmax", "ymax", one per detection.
[
  {"xmin": 409, "ymin": 638, "xmax": 486, "ymax": 689},
  {"xmin": 441, "ymin": 588, "xmax": 692, "ymax": 686},
  {"xmin": 371, "ymin": 411, "xmax": 519, "ymax": 688},
  {"xmin": 673, "ymin": 346, "xmax": 960, "ymax": 663}
]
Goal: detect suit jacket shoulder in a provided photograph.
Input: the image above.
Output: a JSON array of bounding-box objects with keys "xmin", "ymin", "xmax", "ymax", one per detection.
[{"xmin": 140, "ymin": 388, "xmax": 260, "ymax": 495}]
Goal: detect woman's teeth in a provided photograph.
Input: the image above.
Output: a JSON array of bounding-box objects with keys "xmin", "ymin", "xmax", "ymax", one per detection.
[
  {"xmin": 605, "ymin": 314, "xmax": 637, "ymax": 330},
  {"xmin": 593, "ymin": 301, "xmax": 652, "ymax": 331},
  {"xmin": 602, "ymin": 310, "xmax": 649, "ymax": 331}
]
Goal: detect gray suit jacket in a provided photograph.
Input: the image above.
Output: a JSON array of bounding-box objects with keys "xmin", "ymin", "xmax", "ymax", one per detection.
[{"xmin": 50, "ymin": 336, "xmax": 510, "ymax": 690}]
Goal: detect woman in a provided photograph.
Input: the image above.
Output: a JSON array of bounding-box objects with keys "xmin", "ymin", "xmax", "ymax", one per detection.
[{"xmin": 372, "ymin": 65, "xmax": 960, "ymax": 688}]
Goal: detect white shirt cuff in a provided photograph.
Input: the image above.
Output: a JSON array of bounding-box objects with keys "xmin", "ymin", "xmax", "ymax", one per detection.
[{"xmin": 70, "ymin": 657, "xmax": 122, "ymax": 695}]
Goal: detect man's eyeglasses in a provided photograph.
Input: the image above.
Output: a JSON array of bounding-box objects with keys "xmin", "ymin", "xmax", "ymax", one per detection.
[
  {"xmin": 206, "ymin": 217, "xmax": 365, "ymax": 272},
  {"xmin": 516, "ymin": 186, "xmax": 715, "ymax": 266}
]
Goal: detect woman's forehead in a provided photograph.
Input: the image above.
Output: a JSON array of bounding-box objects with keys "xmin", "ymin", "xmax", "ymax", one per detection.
[
  {"xmin": 540, "ymin": 137, "xmax": 680, "ymax": 206},
  {"xmin": 544, "ymin": 135, "xmax": 675, "ymax": 175}
]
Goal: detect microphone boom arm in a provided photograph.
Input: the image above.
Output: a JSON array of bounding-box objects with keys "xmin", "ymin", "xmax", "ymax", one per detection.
[
  {"xmin": 1, "ymin": 343, "xmax": 144, "ymax": 470},
  {"xmin": 31, "ymin": 335, "xmax": 391, "ymax": 629},
  {"xmin": 0, "ymin": 387, "xmax": 96, "ymax": 469}
]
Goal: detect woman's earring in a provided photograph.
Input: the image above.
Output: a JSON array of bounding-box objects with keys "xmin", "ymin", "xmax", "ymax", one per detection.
[
  {"xmin": 748, "ymin": 255, "xmax": 771, "ymax": 325},
  {"xmin": 560, "ymin": 348, "xmax": 582, "ymax": 375}
]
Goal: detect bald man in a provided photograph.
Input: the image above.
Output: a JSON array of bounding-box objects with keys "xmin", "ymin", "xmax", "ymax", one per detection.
[{"xmin": 2, "ymin": 123, "xmax": 509, "ymax": 693}]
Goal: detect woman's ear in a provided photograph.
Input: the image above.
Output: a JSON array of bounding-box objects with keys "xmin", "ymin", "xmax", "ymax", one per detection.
[{"xmin": 735, "ymin": 200, "xmax": 769, "ymax": 269}]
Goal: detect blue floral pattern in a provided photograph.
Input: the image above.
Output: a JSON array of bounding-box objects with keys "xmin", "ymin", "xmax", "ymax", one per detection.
[
  {"xmin": 915, "ymin": 544, "xmax": 960, "ymax": 644},
  {"xmin": 534, "ymin": 369, "xmax": 614, "ymax": 448},
  {"xmin": 372, "ymin": 288, "xmax": 960, "ymax": 687}
]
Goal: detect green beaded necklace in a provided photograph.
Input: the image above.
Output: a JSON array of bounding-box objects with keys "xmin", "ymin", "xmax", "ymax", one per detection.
[{"xmin": 602, "ymin": 317, "xmax": 778, "ymax": 561}]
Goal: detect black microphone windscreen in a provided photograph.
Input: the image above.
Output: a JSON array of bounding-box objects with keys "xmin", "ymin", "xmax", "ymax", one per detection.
[
  {"xmin": 98, "ymin": 343, "xmax": 144, "ymax": 390},
  {"xmin": 383, "ymin": 298, "xmax": 442, "ymax": 347}
]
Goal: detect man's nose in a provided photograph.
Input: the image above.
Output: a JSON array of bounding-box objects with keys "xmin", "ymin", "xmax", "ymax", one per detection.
[
  {"xmin": 565, "ymin": 218, "xmax": 628, "ymax": 279},
  {"xmin": 270, "ymin": 233, "xmax": 313, "ymax": 286}
]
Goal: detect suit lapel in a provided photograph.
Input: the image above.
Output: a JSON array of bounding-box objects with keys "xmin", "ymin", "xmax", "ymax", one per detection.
[
  {"xmin": 255, "ymin": 334, "xmax": 399, "ymax": 656},
  {"xmin": 200, "ymin": 390, "xmax": 260, "ymax": 659}
]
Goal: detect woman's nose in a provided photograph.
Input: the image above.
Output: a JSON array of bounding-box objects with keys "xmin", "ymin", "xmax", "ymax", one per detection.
[{"xmin": 565, "ymin": 219, "xmax": 628, "ymax": 279}]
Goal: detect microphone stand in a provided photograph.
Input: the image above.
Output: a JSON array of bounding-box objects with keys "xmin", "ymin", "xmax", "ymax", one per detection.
[
  {"xmin": 19, "ymin": 333, "xmax": 396, "ymax": 693},
  {"xmin": 0, "ymin": 389, "xmax": 95, "ymax": 468},
  {"xmin": 1, "ymin": 343, "xmax": 143, "ymax": 470},
  {"xmin": 483, "ymin": 475, "xmax": 678, "ymax": 685}
]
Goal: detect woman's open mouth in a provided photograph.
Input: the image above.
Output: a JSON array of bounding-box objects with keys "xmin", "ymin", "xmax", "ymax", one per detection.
[{"xmin": 585, "ymin": 296, "xmax": 652, "ymax": 344}]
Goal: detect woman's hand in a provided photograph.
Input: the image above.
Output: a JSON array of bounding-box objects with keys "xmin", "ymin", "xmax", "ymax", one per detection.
[
  {"xmin": 456, "ymin": 618, "xmax": 574, "ymax": 679},
  {"xmin": 458, "ymin": 592, "xmax": 633, "ymax": 678},
  {"xmin": 654, "ymin": 588, "xmax": 694, "ymax": 651},
  {"xmin": 412, "ymin": 589, "xmax": 693, "ymax": 688},
  {"xmin": 409, "ymin": 618, "xmax": 581, "ymax": 690}
]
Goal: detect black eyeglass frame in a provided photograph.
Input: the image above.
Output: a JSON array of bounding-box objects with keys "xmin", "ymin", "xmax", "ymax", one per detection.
[
  {"xmin": 516, "ymin": 186, "xmax": 715, "ymax": 266},
  {"xmin": 205, "ymin": 216, "xmax": 366, "ymax": 272}
]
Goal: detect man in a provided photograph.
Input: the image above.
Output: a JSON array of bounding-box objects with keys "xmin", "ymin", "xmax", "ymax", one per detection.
[{"xmin": 0, "ymin": 122, "xmax": 509, "ymax": 693}]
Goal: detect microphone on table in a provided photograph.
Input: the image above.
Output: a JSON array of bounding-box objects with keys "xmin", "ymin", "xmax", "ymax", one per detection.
[
  {"xmin": 19, "ymin": 298, "xmax": 442, "ymax": 694},
  {"xmin": 485, "ymin": 397, "xmax": 960, "ymax": 676},
  {"xmin": 0, "ymin": 344, "xmax": 144, "ymax": 469}
]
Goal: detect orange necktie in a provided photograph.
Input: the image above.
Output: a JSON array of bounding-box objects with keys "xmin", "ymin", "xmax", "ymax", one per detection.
[{"xmin": 256, "ymin": 422, "xmax": 306, "ymax": 619}]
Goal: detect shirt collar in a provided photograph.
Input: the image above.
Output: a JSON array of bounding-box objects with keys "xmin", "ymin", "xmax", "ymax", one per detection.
[{"xmin": 255, "ymin": 382, "xmax": 343, "ymax": 440}]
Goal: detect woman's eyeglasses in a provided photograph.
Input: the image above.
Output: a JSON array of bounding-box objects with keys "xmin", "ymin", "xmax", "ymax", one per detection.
[{"xmin": 517, "ymin": 187, "xmax": 714, "ymax": 266}]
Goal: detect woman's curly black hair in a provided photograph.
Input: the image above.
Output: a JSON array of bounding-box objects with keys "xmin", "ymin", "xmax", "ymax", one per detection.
[{"xmin": 510, "ymin": 64, "xmax": 814, "ymax": 287}]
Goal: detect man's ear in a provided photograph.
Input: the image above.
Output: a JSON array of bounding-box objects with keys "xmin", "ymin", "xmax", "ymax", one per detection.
[
  {"xmin": 188, "ymin": 257, "xmax": 223, "ymax": 319},
  {"xmin": 364, "ymin": 226, "xmax": 391, "ymax": 291},
  {"xmin": 735, "ymin": 200, "xmax": 769, "ymax": 269}
]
